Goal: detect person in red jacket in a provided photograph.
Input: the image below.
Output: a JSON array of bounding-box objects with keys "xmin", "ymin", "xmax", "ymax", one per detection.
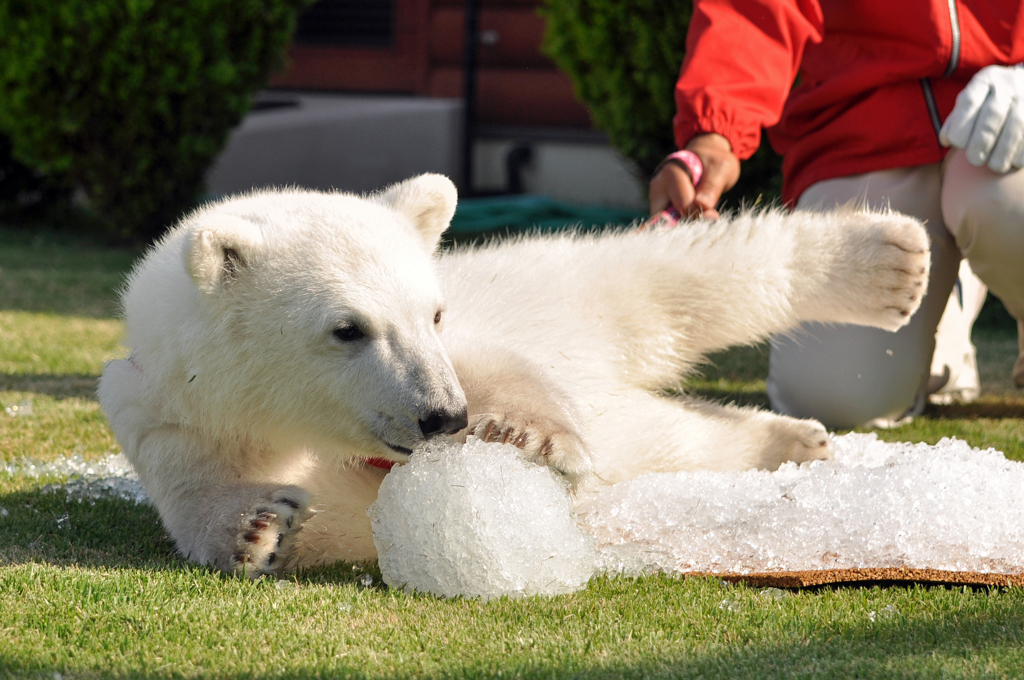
[{"xmin": 650, "ymin": 0, "xmax": 1024, "ymax": 428}]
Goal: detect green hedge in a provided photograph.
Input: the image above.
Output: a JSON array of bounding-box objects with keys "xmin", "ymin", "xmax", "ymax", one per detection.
[
  {"xmin": 541, "ymin": 0, "xmax": 783, "ymax": 206},
  {"xmin": 0, "ymin": 0, "xmax": 311, "ymax": 242},
  {"xmin": 0, "ymin": 134, "xmax": 66, "ymax": 215}
]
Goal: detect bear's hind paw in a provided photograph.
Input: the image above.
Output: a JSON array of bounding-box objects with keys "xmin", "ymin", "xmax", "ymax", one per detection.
[
  {"xmin": 229, "ymin": 488, "xmax": 314, "ymax": 578},
  {"xmin": 758, "ymin": 417, "xmax": 833, "ymax": 471}
]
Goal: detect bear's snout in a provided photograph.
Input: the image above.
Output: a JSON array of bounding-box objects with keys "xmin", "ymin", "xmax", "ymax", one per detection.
[{"xmin": 418, "ymin": 407, "xmax": 469, "ymax": 439}]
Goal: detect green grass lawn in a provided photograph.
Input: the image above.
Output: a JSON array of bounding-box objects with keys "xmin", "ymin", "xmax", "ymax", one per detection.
[{"xmin": 2, "ymin": 227, "xmax": 1024, "ymax": 679}]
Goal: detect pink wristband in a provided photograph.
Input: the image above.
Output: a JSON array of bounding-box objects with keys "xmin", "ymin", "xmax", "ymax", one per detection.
[{"xmin": 661, "ymin": 150, "xmax": 704, "ymax": 187}]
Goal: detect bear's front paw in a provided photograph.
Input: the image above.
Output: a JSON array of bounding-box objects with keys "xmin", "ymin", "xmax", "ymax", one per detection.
[
  {"xmin": 759, "ymin": 417, "xmax": 833, "ymax": 471},
  {"xmin": 850, "ymin": 216, "xmax": 931, "ymax": 331},
  {"xmin": 230, "ymin": 487, "xmax": 314, "ymax": 578},
  {"xmin": 469, "ymin": 412, "xmax": 592, "ymax": 489}
]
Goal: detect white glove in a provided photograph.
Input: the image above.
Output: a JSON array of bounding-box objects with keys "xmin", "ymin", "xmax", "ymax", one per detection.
[{"xmin": 939, "ymin": 64, "xmax": 1024, "ymax": 173}]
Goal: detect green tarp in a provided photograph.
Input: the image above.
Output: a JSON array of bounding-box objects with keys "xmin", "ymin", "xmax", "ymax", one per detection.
[{"xmin": 448, "ymin": 194, "xmax": 646, "ymax": 236}]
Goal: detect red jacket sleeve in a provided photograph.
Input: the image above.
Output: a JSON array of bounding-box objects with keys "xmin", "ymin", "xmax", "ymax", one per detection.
[{"xmin": 673, "ymin": 0, "xmax": 824, "ymax": 160}]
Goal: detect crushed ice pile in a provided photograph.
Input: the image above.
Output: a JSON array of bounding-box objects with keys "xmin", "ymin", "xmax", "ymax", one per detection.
[
  {"xmin": 580, "ymin": 433, "xmax": 1024, "ymax": 576},
  {"xmin": 1, "ymin": 453, "xmax": 148, "ymax": 504},
  {"xmin": 371, "ymin": 433, "xmax": 1024, "ymax": 599},
  {"xmin": 368, "ymin": 437, "xmax": 598, "ymax": 600}
]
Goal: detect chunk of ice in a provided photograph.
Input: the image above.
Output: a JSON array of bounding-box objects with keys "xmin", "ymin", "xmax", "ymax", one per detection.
[{"xmin": 368, "ymin": 436, "xmax": 597, "ymax": 600}]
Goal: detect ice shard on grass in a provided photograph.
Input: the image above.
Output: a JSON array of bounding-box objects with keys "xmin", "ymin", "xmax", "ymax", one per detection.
[{"xmin": 4, "ymin": 452, "xmax": 148, "ymax": 504}]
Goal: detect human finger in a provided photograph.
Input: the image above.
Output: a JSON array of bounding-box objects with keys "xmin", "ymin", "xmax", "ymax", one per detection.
[
  {"xmin": 988, "ymin": 101, "xmax": 1024, "ymax": 173},
  {"xmin": 649, "ymin": 163, "xmax": 695, "ymax": 216},
  {"xmin": 966, "ymin": 87, "xmax": 1013, "ymax": 166},
  {"xmin": 648, "ymin": 173, "xmax": 669, "ymax": 215},
  {"xmin": 940, "ymin": 76, "xmax": 992, "ymax": 148},
  {"xmin": 691, "ymin": 162, "xmax": 735, "ymax": 217},
  {"xmin": 685, "ymin": 134, "xmax": 740, "ymax": 217}
]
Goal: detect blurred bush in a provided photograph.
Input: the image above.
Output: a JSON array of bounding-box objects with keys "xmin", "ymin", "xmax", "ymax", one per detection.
[
  {"xmin": 0, "ymin": 0, "xmax": 310, "ymax": 242},
  {"xmin": 0, "ymin": 134, "xmax": 68, "ymax": 215},
  {"xmin": 540, "ymin": 0, "xmax": 783, "ymax": 207}
]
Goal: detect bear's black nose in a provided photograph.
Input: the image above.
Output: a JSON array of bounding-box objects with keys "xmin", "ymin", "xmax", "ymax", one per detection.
[{"xmin": 419, "ymin": 407, "xmax": 469, "ymax": 439}]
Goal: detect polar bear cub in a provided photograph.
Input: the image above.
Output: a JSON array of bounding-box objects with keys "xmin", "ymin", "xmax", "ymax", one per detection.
[{"xmin": 99, "ymin": 173, "xmax": 929, "ymax": 576}]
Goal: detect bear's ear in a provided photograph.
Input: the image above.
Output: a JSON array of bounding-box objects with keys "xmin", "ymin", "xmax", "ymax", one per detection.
[
  {"xmin": 376, "ymin": 173, "xmax": 457, "ymax": 251},
  {"xmin": 185, "ymin": 215, "xmax": 264, "ymax": 294}
]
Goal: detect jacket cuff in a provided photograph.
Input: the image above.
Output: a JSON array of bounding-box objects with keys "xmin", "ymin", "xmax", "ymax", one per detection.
[{"xmin": 673, "ymin": 115, "xmax": 762, "ymax": 161}]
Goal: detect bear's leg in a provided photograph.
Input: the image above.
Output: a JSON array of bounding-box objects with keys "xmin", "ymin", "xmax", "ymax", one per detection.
[
  {"xmin": 581, "ymin": 389, "xmax": 832, "ymax": 486},
  {"xmin": 134, "ymin": 426, "xmax": 314, "ymax": 576},
  {"xmin": 101, "ymin": 359, "xmax": 315, "ymax": 576},
  {"xmin": 595, "ymin": 207, "xmax": 932, "ymax": 380}
]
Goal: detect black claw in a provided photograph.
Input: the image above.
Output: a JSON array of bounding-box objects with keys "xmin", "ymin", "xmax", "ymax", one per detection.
[
  {"xmin": 243, "ymin": 532, "xmax": 260, "ymax": 543},
  {"xmin": 251, "ymin": 519, "xmax": 269, "ymax": 530},
  {"xmin": 277, "ymin": 533, "xmax": 285, "ymax": 547},
  {"xmin": 279, "ymin": 498, "xmax": 300, "ymax": 509},
  {"xmin": 267, "ymin": 552, "xmax": 276, "ymax": 565},
  {"xmin": 286, "ymin": 517, "xmax": 293, "ymax": 529}
]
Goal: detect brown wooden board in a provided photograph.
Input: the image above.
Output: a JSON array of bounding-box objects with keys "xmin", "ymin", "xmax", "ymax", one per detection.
[{"xmin": 691, "ymin": 568, "xmax": 1024, "ymax": 589}]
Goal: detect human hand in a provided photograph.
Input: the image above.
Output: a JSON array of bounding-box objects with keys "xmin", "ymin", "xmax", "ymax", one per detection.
[
  {"xmin": 939, "ymin": 64, "xmax": 1024, "ymax": 173},
  {"xmin": 648, "ymin": 133, "xmax": 740, "ymax": 220}
]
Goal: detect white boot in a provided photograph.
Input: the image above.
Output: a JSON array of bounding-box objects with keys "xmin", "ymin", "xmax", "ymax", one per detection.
[{"xmin": 928, "ymin": 260, "xmax": 987, "ymax": 404}]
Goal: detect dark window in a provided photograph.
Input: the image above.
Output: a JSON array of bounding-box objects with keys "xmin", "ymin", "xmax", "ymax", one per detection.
[{"xmin": 294, "ymin": 0, "xmax": 394, "ymax": 47}]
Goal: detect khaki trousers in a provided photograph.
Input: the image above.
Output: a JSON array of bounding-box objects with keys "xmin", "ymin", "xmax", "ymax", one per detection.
[{"xmin": 767, "ymin": 149, "xmax": 1024, "ymax": 429}]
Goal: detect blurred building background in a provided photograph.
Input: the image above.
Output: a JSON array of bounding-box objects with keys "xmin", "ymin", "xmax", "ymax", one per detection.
[{"xmin": 206, "ymin": 0, "xmax": 647, "ymax": 210}]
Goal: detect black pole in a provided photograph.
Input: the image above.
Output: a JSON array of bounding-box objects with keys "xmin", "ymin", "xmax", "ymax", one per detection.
[{"xmin": 461, "ymin": 0, "xmax": 480, "ymax": 197}]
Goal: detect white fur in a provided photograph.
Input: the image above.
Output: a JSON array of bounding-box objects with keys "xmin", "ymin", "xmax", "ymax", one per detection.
[{"xmin": 98, "ymin": 174, "xmax": 930, "ymax": 576}]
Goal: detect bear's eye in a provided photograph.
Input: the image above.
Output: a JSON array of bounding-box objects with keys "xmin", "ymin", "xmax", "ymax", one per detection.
[
  {"xmin": 332, "ymin": 324, "xmax": 365, "ymax": 343},
  {"xmin": 434, "ymin": 310, "xmax": 443, "ymax": 325}
]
